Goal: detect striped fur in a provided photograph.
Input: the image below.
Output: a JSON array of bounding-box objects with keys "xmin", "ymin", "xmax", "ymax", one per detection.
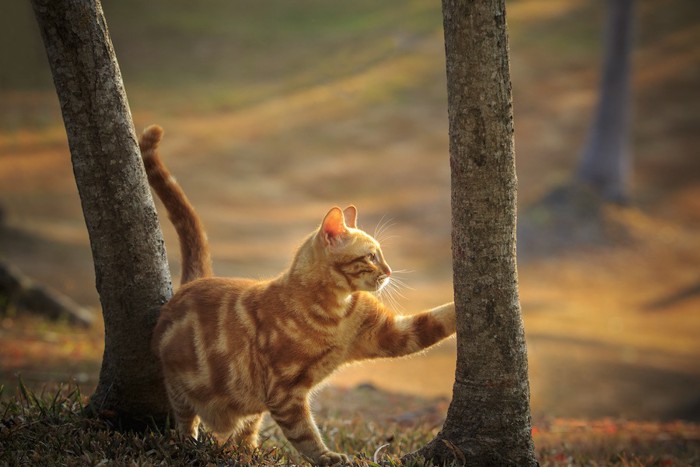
[
  {"xmin": 140, "ymin": 125, "xmax": 212, "ymax": 285},
  {"xmin": 140, "ymin": 126, "xmax": 456, "ymax": 465}
]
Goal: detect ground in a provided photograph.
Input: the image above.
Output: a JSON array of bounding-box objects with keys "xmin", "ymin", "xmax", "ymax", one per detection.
[{"xmin": 0, "ymin": 0, "xmax": 699, "ymax": 463}]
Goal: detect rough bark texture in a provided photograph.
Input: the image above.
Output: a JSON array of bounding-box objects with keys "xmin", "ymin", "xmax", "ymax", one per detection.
[
  {"xmin": 408, "ymin": 0, "xmax": 537, "ymax": 465},
  {"xmin": 31, "ymin": 0, "xmax": 172, "ymax": 426},
  {"xmin": 576, "ymin": 0, "xmax": 635, "ymax": 202}
]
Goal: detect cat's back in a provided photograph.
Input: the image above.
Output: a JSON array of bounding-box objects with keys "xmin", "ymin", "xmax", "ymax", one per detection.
[{"xmin": 153, "ymin": 276, "xmax": 259, "ymax": 348}]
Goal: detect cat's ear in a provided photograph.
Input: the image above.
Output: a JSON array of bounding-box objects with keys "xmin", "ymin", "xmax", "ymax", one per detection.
[
  {"xmin": 320, "ymin": 207, "xmax": 348, "ymax": 247},
  {"xmin": 343, "ymin": 205, "xmax": 357, "ymax": 229}
]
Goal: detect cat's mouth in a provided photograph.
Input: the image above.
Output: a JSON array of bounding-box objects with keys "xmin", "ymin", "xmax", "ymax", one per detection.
[{"xmin": 376, "ymin": 275, "xmax": 391, "ymax": 292}]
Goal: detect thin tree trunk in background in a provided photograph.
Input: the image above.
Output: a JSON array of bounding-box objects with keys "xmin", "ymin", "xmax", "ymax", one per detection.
[
  {"xmin": 408, "ymin": 0, "xmax": 537, "ymax": 464},
  {"xmin": 31, "ymin": 0, "xmax": 172, "ymax": 427},
  {"xmin": 576, "ymin": 0, "xmax": 635, "ymax": 202}
]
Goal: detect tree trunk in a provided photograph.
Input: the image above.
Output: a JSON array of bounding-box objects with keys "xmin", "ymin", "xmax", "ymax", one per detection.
[
  {"xmin": 407, "ymin": 0, "xmax": 537, "ymax": 465},
  {"xmin": 31, "ymin": 0, "xmax": 172, "ymax": 427},
  {"xmin": 576, "ymin": 0, "xmax": 635, "ymax": 202}
]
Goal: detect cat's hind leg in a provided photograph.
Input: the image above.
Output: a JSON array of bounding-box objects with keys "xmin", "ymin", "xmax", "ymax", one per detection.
[
  {"xmin": 166, "ymin": 385, "xmax": 201, "ymax": 439},
  {"xmin": 232, "ymin": 414, "xmax": 264, "ymax": 449},
  {"xmin": 200, "ymin": 406, "xmax": 254, "ymax": 446},
  {"xmin": 211, "ymin": 414, "xmax": 260, "ymax": 447}
]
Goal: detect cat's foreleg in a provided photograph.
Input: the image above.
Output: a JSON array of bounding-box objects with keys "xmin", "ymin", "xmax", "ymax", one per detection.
[
  {"xmin": 352, "ymin": 302, "xmax": 456, "ymax": 360},
  {"xmin": 268, "ymin": 396, "xmax": 348, "ymax": 465},
  {"xmin": 388, "ymin": 301, "xmax": 456, "ymax": 357}
]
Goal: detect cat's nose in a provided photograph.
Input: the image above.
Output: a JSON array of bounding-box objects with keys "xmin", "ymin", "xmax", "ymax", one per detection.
[{"xmin": 384, "ymin": 265, "xmax": 392, "ymax": 277}]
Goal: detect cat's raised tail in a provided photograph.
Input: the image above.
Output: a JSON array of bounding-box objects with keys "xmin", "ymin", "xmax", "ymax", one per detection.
[{"xmin": 139, "ymin": 125, "xmax": 213, "ymax": 285}]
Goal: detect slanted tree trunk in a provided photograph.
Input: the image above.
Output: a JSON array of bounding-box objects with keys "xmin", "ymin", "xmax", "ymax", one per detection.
[
  {"xmin": 576, "ymin": 0, "xmax": 635, "ymax": 202},
  {"xmin": 31, "ymin": 0, "xmax": 172, "ymax": 427},
  {"xmin": 407, "ymin": 0, "xmax": 537, "ymax": 465}
]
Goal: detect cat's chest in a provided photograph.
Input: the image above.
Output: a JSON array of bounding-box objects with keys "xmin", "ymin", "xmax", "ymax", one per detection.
[
  {"xmin": 260, "ymin": 316, "xmax": 355, "ymax": 385},
  {"xmin": 270, "ymin": 324, "xmax": 352, "ymax": 365}
]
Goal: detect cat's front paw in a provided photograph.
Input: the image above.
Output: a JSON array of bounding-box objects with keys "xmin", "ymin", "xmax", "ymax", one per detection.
[{"xmin": 316, "ymin": 450, "xmax": 349, "ymax": 465}]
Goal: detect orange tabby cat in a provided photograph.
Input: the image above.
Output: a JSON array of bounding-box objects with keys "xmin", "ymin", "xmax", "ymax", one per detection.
[{"xmin": 140, "ymin": 125, "xmax": 456, "ymax": 465}]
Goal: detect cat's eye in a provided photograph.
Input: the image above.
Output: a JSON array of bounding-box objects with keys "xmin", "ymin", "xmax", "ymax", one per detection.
[{"xmin": 367, "ymin": 253, "xmax": 377, "ymax": 262}]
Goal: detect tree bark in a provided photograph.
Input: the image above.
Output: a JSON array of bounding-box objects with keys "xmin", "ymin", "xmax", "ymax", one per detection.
[
  {"xmin": 576, "ymin": 0, "xmax": 635, "ymax": 202},
  {"xmin": 31, "ymin": 0, "xmax": 172, "ymax": 427},
  {"xmin": 408, "ymin": 0, "xmax": 537, "ymax": 465}
]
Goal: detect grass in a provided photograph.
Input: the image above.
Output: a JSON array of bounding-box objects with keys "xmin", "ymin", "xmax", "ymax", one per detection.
[
  {"xmin": 1, "ymin": 385, "xmax": 699, "ymax": 466},
  {"xmin": 0, "ymin": 384, "xmax": 435, "ymax": 466}
]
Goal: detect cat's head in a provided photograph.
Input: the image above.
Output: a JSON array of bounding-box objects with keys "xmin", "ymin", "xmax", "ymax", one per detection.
[{"xmin": 314, "ymin": 205, "xmax": 392, "ymax": 294}]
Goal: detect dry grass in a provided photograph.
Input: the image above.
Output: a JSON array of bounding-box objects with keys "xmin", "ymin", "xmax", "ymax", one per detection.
[{"xmin": 2, "ymin": 386, "xmax": 699, "ymax": 466}]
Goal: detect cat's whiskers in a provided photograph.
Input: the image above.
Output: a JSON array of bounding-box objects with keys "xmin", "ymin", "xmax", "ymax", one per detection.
[
  {"xmin": 376, "ymin": 234, "xmax": 399, "ymax": 245},
  {"xmin": 386, "ymin": 286, "xmax": 404, "ymax": 312},
  {"xmin": 388, "ymin": 269, "xmax": 414, "ymax": 283},
  {"xmin": 376, "ymin": 275, "xmax": 391, "ymax": 292},
  {"xmin": 376, "ymin": 269, "xmax": 412, "ymax": 311},
  {"xmin": 386, "ymin": 279, "xmax": 408, "ymax": 300},
  {"xmin": 373, "ymin": 214, "xmax": 388, "ymax": 238},
  {"xmin": 373, "ymin": 215, "xmax": 396, "ymax": 244}
]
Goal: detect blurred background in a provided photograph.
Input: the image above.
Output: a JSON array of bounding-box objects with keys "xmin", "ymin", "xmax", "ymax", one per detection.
[{"xmin": 0, "ymin": 0, "xmax": 698, "ymax": 424}]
